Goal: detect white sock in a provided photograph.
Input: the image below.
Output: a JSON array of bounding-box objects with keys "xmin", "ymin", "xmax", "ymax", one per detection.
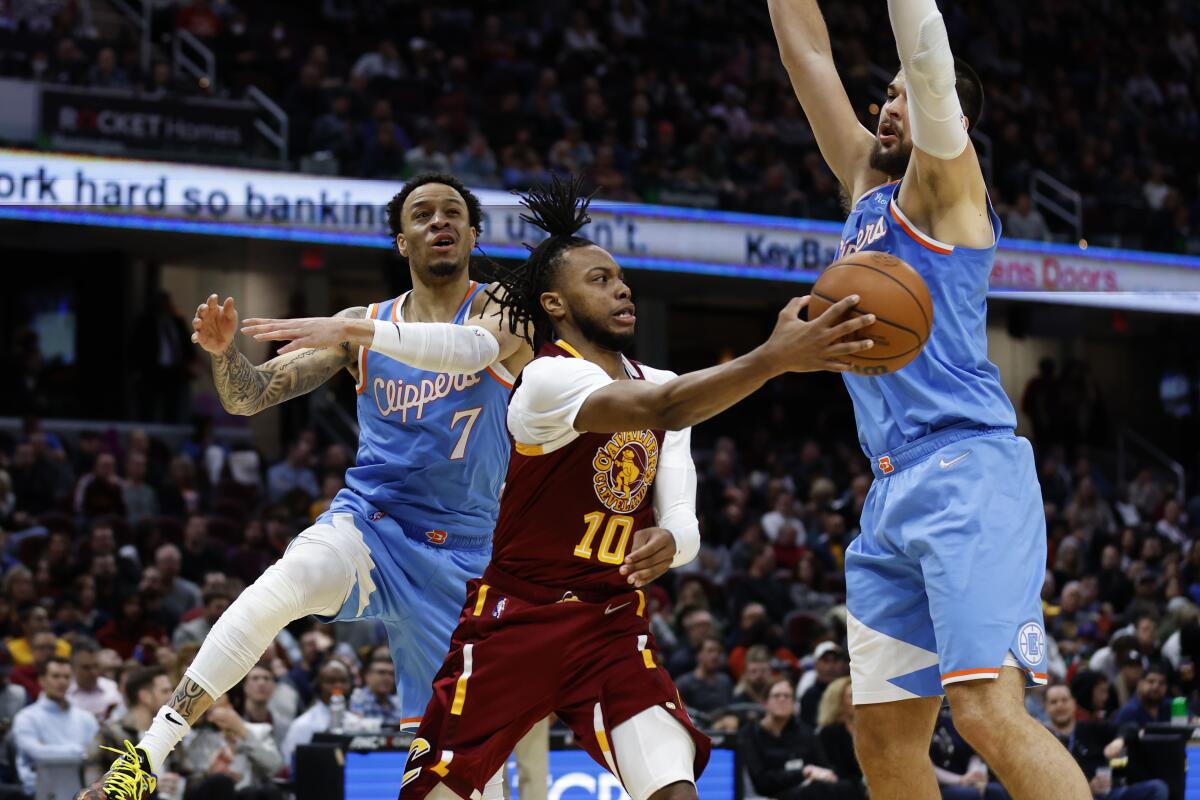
[{"xmin": 137, "ymin": 706, "xmax": 191, "ymax": 771}]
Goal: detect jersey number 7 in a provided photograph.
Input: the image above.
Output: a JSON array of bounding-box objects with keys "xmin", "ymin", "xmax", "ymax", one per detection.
[{"xmin": 449, "ymin": 407, "xmax": 482, "ymax": 461}]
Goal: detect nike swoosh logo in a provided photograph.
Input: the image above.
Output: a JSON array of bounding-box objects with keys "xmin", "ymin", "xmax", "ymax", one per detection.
[
  {"xmin": 604, "ymin": 602, "xmax": 632, "ymax": 615},
  {"xmin": 165, "ymin": 712, "xmax": 184, "ymax": 726},
  {"xmin": 939, "ymin": 452, "xmax": 971, "ymax": 469}
]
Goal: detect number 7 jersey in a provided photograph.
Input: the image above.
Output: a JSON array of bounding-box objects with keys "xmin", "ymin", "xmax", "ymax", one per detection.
[
  {"xmin": 329, "ymin": 282, "xmax": 515, "ymax": 540},
  {"xmin": 493, "ymin": 339, "xmax": 679, "ymax": 597}
]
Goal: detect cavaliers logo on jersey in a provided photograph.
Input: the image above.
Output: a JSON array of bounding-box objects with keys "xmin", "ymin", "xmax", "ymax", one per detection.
[{"xmin": 592, "ymin": 430, "xmax": 659, "ymax": 513}]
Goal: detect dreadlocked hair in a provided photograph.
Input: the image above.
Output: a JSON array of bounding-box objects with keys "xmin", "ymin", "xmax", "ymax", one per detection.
[{"xmin": 480, "ymin": 174, "xmax": 596, "ymax": 350}]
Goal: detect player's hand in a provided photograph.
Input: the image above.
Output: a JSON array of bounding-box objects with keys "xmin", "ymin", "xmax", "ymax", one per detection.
[
  {"xmin": 801, "ymin": 765, "xmax": 837, "ymax": 783},
  {"xmin": 192, "ymin": 294, "xmax": 239, "ymax": 355},
  {"xmin": 240, "ymin": 316, "xmax": 371, "ymax": 355},
  {"xmin": 620, "ymin": 527, "xmax": 676, "ymax": 588},
  {"xmin": 765, "ymin": 295, "xmax": 875, "ymax": 373}
]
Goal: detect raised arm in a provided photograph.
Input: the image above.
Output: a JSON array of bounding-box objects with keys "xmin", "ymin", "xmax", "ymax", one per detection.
[
  {"xmin": 888, "ymin": 0, "xmax": 993, "ymax": 247},
  {"xmin": 575, "ymin": 296, "xmax": 873, "ymax": 433},
  {"xmin": 192, "ymin": 295, "xmax": 363, "ymax": 417},
  {"xmin": 768, "ymin": 0, "xmax": 881, "ymax": 195}
]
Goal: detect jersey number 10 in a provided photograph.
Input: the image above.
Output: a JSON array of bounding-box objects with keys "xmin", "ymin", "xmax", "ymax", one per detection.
[{"xmin": 574, "ymin": 511, "xmax": 634, "ymax": 565}]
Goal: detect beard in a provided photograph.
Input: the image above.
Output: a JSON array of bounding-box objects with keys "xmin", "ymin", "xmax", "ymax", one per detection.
[
  {"xmin": 426, "ymin": 258, "xmax": 460, "ymax": 278},
  {"xmin": 575, "ymin": 312, "xmax": 635, "ymax": 353},
  {"xmin": 868, "ymin": 139, "xmax": 912, "ymax": 178}
]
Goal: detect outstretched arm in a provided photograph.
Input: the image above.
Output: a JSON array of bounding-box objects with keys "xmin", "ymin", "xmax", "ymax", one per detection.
[
  {"xmin": 240, "ymin": 296, "xmax": 533, "ymax": 376},
  {"xmin": 193, "ymin": 295, "xmax": 363, "ymax": 416},
  {"xmin": 575, "ymin": 296, "xmax": 872, "ymax": 433},
  {"xmin": 768, "ymin": 0, "xmax": 881, "ymax": 197},
  {"xmin": 889, "ymin": 0, "xmax": 992, "ymax": 246}
]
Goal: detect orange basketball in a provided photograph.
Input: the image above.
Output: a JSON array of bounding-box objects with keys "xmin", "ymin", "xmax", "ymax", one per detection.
[{"xmin": 809, "ymin": 250, "xmax": 934, "ymax": 376}]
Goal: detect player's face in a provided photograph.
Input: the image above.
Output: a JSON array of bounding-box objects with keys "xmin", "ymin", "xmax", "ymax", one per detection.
[
  {"xmin": 397, "ymin": 183, "xmax": 478, "ymax": 280},
  {"xmin": 547, "ymin": 245, "xmax": 636, "ymax": 352},
  {"xmin": 869, "ymin": 72, "xmax": 914, "ymax": 178}
]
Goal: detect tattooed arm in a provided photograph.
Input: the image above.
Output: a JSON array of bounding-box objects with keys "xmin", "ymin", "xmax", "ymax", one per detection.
[{"xmin": 192, "ymin": 294, "xmax": 366, "ymax": 416}]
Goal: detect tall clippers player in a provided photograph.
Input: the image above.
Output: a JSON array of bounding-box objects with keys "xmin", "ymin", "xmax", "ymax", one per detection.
[
  {"xmin": 399, "ymin": 177, "xmax": 877, "ymax": 800},
  {"xmin": 770, "ymin": 0, "xmax": 1089, "ymax": 798}
]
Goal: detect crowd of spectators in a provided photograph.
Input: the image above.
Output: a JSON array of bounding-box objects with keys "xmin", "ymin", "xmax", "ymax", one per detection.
[
  {"xmin": 0, "ymin": 388, "xmax": 1197, "ymax": 796},
  {"xmin": 0, "ymin": 0, "xmax": 1197, "ymax": 250}
]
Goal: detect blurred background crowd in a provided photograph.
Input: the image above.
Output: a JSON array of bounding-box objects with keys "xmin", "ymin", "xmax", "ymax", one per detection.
[{"xmin": 0, "ymin": 0, "xmax": 1196, "ymax": 250}]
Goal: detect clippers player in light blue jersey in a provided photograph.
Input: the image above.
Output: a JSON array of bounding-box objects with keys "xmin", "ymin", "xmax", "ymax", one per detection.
[
  {"xmin": 82, "ymin": 174, "xmax": 537, "ymax": 800},
  {"xmin": 770, "ymin": 1, "xmax": 1089, "ymax": 798}
]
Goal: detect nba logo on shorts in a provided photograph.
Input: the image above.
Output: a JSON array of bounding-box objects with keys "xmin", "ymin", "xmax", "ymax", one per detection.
[
  {"xmin": 493, "ymin": 597, "xmax": 507, "ymax": 619},
  {"xmin": 1018, "ymin": 622, "xmax": 1045, "ymax": 662},
  {"xmin": 369, "ymin": 511, "xmax": 385, "ymax": 522},
  {"xmin": 425, "ymin": 529, "xmax": 448, "ymax": 545},
  {"xmin": 878, "ymin": 455, "xmax": 895, "ymax": 474}
]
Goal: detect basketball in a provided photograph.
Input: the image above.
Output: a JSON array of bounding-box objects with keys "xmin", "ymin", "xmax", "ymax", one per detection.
[{"xmin": 809, "ymin": 250, "xmax": 934, "ymax": 376}]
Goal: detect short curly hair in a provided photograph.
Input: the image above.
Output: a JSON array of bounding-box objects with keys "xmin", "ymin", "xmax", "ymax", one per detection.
[{"xmin": 385, "ymin": 172, "xmax": 484, "ymax": 252}]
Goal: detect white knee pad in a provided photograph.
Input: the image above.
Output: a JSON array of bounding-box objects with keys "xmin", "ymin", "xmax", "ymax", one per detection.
[
  {"xmin": 185, "ymin": 518, "xmax": 364, "ymax": 698},
  {"xmin": 611, "ymin": 706, "xmax": 696, "ymax": 800}
]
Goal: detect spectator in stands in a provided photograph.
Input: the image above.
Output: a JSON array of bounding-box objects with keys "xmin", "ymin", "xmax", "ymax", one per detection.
[
  {"xmin": 1005, "ymin": 193, "xmax": 1051, "ymax": 241},
  {"xmin": 98, "ymin": 666, "xmax": 174, "ymax": 767},
  {"xmin": 667, "ymin": 606, "xmax": 715, "ymax": 676},
  {"xmin": 155, "ymin": 543, "xmax": 203, "ymax": 623},
  {"xmin": 1115, "ymin": 664, "xmax": 1171, "ymax": 726},
  {"xmin": 1066, "ymin": 478, "xmax": 1117, "ymax": 538},
  {"xmin": 929, "ymin": 706, "xmax": 1005, "ymax": 800},
  {"xmin": 676, "ymin": 637, "xmax": 733, "ymax": 716},
  {"xmin": 281, "ymin": 659, "xmax": 362, "ymax": 763},
  {"xmin": 122, "ymin": 452, "xmax": 158, "ymax": 524},
  {"xmin": 729, "ymin": 542, "xmax": 791, "ymax": 622},
  {"xmin": 798, "ymin": 643, "xmax": 849, "ymax": 729},
  {"xmin": 8, "ymin": 605, "xmax": 70, "ymax": 667},
  {"xmin": 12, "ymin": 656, "xmax": 99, "ymax": 796},
  {"xmin": 404, "ymin": 131, "xmax": 451, "ymax": 175},
  {"xmin": 66, "ymin": 638, "xmax": 123, "ymax": 721},
  {"xmin": 179, "ymin": 693, "xmax": 285, "ymax": 799},
  {"xmin": 728, "ymin": 603, "xmax": 798, "ymax": 681},
  {"xmin": 238, "ymin": 664, "xmax": 292, "ymax": 747},
  {"xmin": 87, "ymin": 46, "xmax": 129, "ymax": 89},
  {"xmin": 1156, "ymin": 500, "xmax": 1187, "ymax": 546},
  {"xmin": 762, "ymin": 491, "xmax": 804, "ymax": 544},
  {"xmin": 180, "ymin": 515, "xmax": 224, "ymax": 584},
  {"xmin": 733, "ymin": 645, "xmax": 773, "ymax": 706},
  {"xmin": 350, "ymin": 657, "xmax": 402, "ymax": 727},
  {"xmin": 1070, "ymin": 670, "xmax": 1116, "ymax": 722},
  {"xmin": 74, "ymin": 452, "xmax": 125, "ymax": 518},
  {"xmin": 1044, "ymin": 684, "xmax": 1168, "ymax": 800},
  {"xmin": 172, "ymin": 588, "xmax": 231, "ymax": 648},
  {"xmin": 10, "ymin": 630, "xmax": 61, "ymax": 700},
  {"xmin": 451, "ymin": 132, "xmax": 500, "ymax": 188},
  {"xmin": 815, "ymin": 677, "xmax": 862, "ymax": 789},
  {"xmin": 96, "ymin": 591, "xmax": 165, "ymax": 659},
  {"xmin": 266, "ymin": 440, "xmax": 319, "ymax": 505},
  {"xmin": 351, "ymin": 39, "xmax": 406, "ymax": 82},
  {"xmin": 739, "ymin": 679, "xmax": 859, "ymax": 799},
  {"xmin": 176, "ymin": 0, "xmax": 221, "ymax": 39}
]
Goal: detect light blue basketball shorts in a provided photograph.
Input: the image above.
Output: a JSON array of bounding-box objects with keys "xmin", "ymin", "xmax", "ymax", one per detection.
[
  {"xmin": 845, "ymin": 426, "xmax": 1048, "ymax": 705},
  {"xmin": 300, "ymin": 496, "xmax": 492, "ymax": 726}
]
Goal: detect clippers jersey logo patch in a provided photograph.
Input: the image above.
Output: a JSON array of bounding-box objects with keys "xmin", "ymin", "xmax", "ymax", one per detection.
[
  {"xmin": 1018, "ymin": 621, "xmax": 1045, "ymax": 663},
  {"xmin": 877, "ymin": 455, "xmax": 895, "ymax": 474},
  {"xmin": 425, "ymin": 530, "xmax": 448, "ymax": 545},
  {"xmin": 592, "ymin": 430, "xmax": 659, "ymax": 513}
]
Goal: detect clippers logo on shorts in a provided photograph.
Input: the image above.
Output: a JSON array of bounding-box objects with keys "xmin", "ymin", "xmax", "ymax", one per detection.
[
  {"xmin": 1018, "ymin": 621, "xmax": 1045, "ymax": 663},
  {"xmin": 425, "ymin": 530, "xmax": 448, "ymax": 545},
  {"xmin": 592, "ymin": 430, "xmax": 659, "ymax": 513},
  {"xmin": 877, "ymin": 455, "xmax": 895, "ymax": 474}
]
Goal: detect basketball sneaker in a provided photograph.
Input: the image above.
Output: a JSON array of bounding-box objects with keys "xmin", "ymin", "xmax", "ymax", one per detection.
[{"xmin": 75, "ymin": 740, "xmax": 156, "ymax": 800}]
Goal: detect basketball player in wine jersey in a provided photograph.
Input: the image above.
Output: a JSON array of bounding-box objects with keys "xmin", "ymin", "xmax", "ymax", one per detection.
[
  {"xmin": 390, "ymin": 177, "xmax": 876, "ymax": 800},
  {"xmin": 769, "ymin": 1, "xmax": 1088, "ymax": 798}
]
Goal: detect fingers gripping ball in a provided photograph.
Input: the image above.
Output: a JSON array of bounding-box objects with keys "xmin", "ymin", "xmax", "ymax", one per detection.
[{"xmin": 809, "ymin": 251, "xmax": 933, "ymax": 376}]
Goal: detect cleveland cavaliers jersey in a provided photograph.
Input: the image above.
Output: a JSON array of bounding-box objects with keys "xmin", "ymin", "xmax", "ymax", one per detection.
[
  {"xmin": 328, "ymin": 281, "xmax": 514, "ymax": 540},
  {"xmin": 492, "ymin": 340, "xmax": 666, "ymax": 596},
  {"xmin": 837, "ymin": 181, "xmax": 1016, "ymax": 457}
]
